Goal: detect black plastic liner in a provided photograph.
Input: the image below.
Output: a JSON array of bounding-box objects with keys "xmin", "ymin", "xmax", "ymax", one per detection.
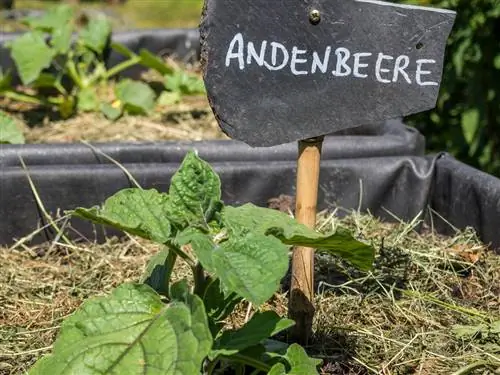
[{"xmin": 2, "ymin": 138, "xmax": 500, "ymax": 253}]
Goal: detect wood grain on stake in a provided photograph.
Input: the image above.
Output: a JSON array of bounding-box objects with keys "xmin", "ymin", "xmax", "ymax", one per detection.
[{"xmin": 290, "ymin": 137, "xmax": 323, "ymax": 343}]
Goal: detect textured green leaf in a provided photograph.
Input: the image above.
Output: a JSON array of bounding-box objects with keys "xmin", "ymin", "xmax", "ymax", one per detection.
[
  {"xmin": 177, "ymin": 228, "xmax": 289, "ymax": 306},
  {"xmin": 167, "ymin": 150, "xmax": 222, "ymax": 228},
  {"xmin": 213, "ymin": 233, "xmax": 289, "ymax": 305},
  {"xmin": 139, "ymin": 49, "xmax": 174, "ymax": 75},
  {"xmin": 461, "ymin": 109, "xmax": 480, "ymax": 146},
  {"xmin": 28, "ymin": 283, "xmax": 212, "ymax": 375},
  {"xmin": 116, "ymin": 79, "xmax": 156, "ymax": 115},
  {"xmin": 72, "ymin": 188, "xmax": 172, "ymax": 244},
  {"xmin": 210, "ymin": 311, "xmax": 294, "ymax": 360},
  {"xmin": 111, "ymin": 42, "xmax": 137, "ymax": 58},
  {"xmin": 23, "ymin": 4, "xmax": 74, "ymax": 32},
  {"xmin": 51, "ymin": 20, "xmax": 73, "ymax": 54},
  {"xmin": 9, "ymin": 32, "xmax": 55, "ymax": 85},
  {"xmin": 157, "ymin": 91, "xmax": 181, "ymax": 106},
  {"xmin": 140, "ymin": 247, "xmax": 176, "ymax": 297},
  {"xmin": 201, "ymin": 275, "xmax": 241, "ymax": 324},
  {"xmin": 80, "ymin": 16, "xmax": 111, "ymax": 54},
  {"xmin": 268, "ymin": 344, "xmax": 322, "ymax": 374},
  {"xmin": 223, "ymin": 204, "xmax": 375, "ymax": 271},
  {"xmin": 77, "ymin": 87, "xmax": 99, "ymax": 112},
  {"xmin": 164, "ymin": 71, "xmax": 206, "ymax": 95},
  {"xmin": 101, "ymin": 102, "xmax": 123, "ymax": 120},
  {"xmin": 176, "ymin": 228, "xmax": 216, "ymax": 272},
  {"xmin": 0, "ymin": 111, "xmax": 25, "ymax": 144},
  {"xmin": 32, "ymin": 73, "xmax": 58, "ymax": 89}
]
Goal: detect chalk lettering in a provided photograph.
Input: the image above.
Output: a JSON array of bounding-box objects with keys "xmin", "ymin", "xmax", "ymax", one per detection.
[
  {"xmin": 263, "ymin": 42, "xmax": 289, "ymax": 71},
  {"xmin": 311, "ymin": 47, "xmax": 331, "ymax": 74},
  {"xmin": 353, "ymin": 52, "xmax": 372, "ymax": 78},
  {"xmin": 291, "ymin": 47, "xmax": 308, "ymax": 75},
  {"xmin": 375, "ymin": 53, "xmax": 394, "ymax": 83},
  {"xmin": 226, "ymin": 33, "xmax": 245, "ymax": 70},
  {"xmin": 247, "ymin": 41, "xmax": 267, "ymax": 66},
  {"xmin": 223, "ymin": 33, "xmax": 440, "ymax": 87},
  {"xmin": 333, "ymin": 47, "xmax": 351, "ymax": 77},
  {"xmin": 393, "ymin": 55, "xmax": 411, "ymax": 84},
  {"xmin": 416, "ymin": 59, "xmax": 438, "ymax": 86}
]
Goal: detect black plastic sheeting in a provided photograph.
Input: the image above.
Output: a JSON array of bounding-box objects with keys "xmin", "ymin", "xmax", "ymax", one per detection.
[{"xmin": 2, "ymin": 135, "xmax": 500, "ymax": 253}]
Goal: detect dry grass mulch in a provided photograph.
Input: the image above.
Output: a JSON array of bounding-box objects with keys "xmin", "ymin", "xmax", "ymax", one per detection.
[{"xmin": 0, "ymin": 210, "xmax": 499, "ymax": 375}]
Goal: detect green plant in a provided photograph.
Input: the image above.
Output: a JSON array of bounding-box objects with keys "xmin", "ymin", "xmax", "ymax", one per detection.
[
  {"xmin": 28, "ymin": 151, "xmax": 375, "ymax": 375},
  {"xmin": 398, "ymin": 0, "xmax": 500, "ymax": 175},
  {"xmin": 0, "ymin": 4, "xmax": 170, "ymax": 119},
  {"xmin": 0, "ymin": 110, "xmax": 25, "ymax": 144},
  {"xmin": 158, "ymin": 69, "xmax": 207, "ymax": 105}
]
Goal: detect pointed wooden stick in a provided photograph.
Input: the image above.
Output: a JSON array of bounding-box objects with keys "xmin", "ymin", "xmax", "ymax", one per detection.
[{"xmin": 288, "ymin": 136, "xmax": 324, "ymax": 344}]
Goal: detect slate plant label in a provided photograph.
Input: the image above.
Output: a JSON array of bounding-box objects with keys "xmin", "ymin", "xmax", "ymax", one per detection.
[{"xmin": 201, "ymin": 0, "xmax": 456, "ymax": 147}]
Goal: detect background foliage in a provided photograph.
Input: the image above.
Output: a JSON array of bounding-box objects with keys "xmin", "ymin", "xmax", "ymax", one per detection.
[{"xmin": 400, "ymin": 0, "xmax": 500, "ymax": 175}]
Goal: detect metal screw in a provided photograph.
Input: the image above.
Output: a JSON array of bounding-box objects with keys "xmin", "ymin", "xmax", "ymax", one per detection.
[{"xmin": 309, "ymin": 9, "xmax": 321, "ymax": 25}]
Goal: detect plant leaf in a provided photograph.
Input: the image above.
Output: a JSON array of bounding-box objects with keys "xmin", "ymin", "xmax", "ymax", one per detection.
[
  {"xmin": 23, "ymin": 4, "xmax": 74, "ymax": 32},
  {"xmin": 115, "ymin": 79, "xmax": 156, "ymax": 115},
  {"xmin": 28, "ymin": 283, "xmax": 212, "ymax": 375},
  {"xmin": 165, "ymin": 71, "xmax": 205, "ymax": 95},
  {"xmin": 0, "ymin": 111, "xmax": 25, "ymax": 144},
  {"xmin": 268, "ymin": 344, "xmax": 322, "ymax": 374},
  {"xmin": 101, "ymin": 102, "xmax": 123, "ymax": 120},
  {"xmin": 80, "ymin": 15, "xmax": 111, "ymax": 55},
  {"xmin": 51, "ymin": 20, "xmax": 73, "ymax": 54},
  {"xmin": 71, "ymin": 188, "xmax": 172, "ymax": 244},
  {"xmin": 33, "ymin": 73, "xmax": 58, "ymax": 89},
  {"xmin": 201, "ymin": 275, "xmax": 242, "ymax": 323},
  {"xmin": 139, "ymin": 49, "xmax": 174, "ymax": 75},
  {"xmin": 209, "ymin": 311, "xmax": 294, "ymax": 360},
  {"xmin": 140, "ymin": 247, "xmax": 176, "ymax": 297},
  {"xmin": 177, "ymin": 228, "xmax": 289, "ymax": 306},
  {"xmin": 77, "ymin": 87, "xmax": 99, "ymax": 112},
  {"xmin": 158, "ymin": 91, "xmax": 181, "ymax": 106},
  {"xmin": 166, "ymin": 150, "xmax": 222, "ymax": 229},
  {"xmin": 9, "ymin": 31, "xmax": 56, "ymax": 85},
  {"xmin": 223, "ymin": 204, "xmax": 375, "ymax": 271},
  {"xmin": 111, "ymin": 42, "xmax": 137, "ymax": 58}
]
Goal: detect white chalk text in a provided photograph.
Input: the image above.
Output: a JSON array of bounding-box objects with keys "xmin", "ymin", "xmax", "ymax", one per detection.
[{"xmin": 225, "ymin": 33, "xmax": 438, "ymax": 86}]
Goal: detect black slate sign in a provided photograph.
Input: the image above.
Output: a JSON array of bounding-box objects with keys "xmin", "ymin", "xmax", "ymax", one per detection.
[{"xmin": 201, "ymin": 0, "xmax": 456, "ymax": 147}]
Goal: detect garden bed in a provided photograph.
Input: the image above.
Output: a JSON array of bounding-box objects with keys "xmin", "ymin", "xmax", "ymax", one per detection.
[{"xmin": 1, "ymin": 210, "xmax": 498, "ymax": 375}]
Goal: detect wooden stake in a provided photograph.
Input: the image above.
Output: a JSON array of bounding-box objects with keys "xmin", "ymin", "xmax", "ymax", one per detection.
[{"xmin": 288, "ymin": 136, "xmax": 324, "ymax": 344}]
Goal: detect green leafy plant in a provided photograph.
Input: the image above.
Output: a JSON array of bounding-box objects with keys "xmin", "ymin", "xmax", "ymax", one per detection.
[
  {"xmin": 1, "ymin": 4, "xmax": 170, "ymax": 119},
  {"xmin": 29, "ymin": 151, "xmax": 375, "ymax": 375},
  {"xmin": 398, "ymin": 0, "xmax": 500, "ymax": 175},
  {"xmin": 0, "ymin": 110, "xmax": 25, "ymax": 144},
  {"xmin": 112, "ymin": 42, "xmax": 207, "ymax": 107},
  {"xmin": 159, "ymin": 69, "xmax": 207, "ymax": 105}
]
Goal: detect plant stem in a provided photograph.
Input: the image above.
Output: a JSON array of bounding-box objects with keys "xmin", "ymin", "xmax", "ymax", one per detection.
[
  {"xmin": 66, "ymin": 60, "xmax": 84, "ymax": 89},
  {"xmin": 3, "ymin": 91, "xmax": 62, "ymax": 105},
  {"xmin": 104, "ymin": 56, "xmax": 141, "ymax": 81},
  {"xmin": 193, "ymin": 262, "xmax": 206, "ymax": 297}
]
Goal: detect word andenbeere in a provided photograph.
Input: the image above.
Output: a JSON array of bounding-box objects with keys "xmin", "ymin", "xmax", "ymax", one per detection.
[{"xmin": 225, "ymin": 33, "xmax": 438, "ymax": 86}]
